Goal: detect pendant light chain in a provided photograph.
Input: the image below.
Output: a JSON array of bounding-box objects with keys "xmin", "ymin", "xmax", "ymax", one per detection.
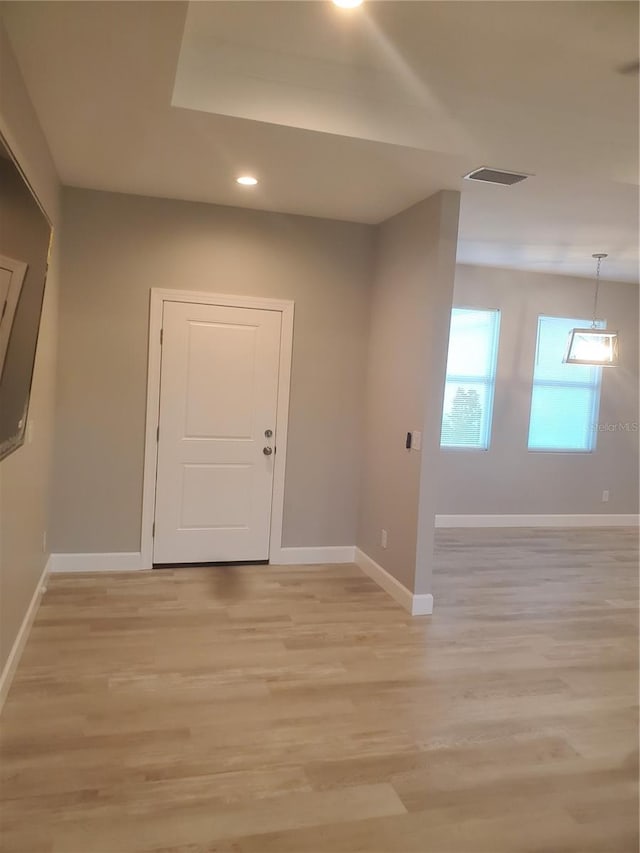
[{"xmin": 591, "ymin": 252, "xmax": 607, "ymax": 328}]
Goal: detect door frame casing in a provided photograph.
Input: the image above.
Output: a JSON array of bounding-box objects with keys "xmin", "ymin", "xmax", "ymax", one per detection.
[{"xmin": 141, "ymin": 288, "xmax": 295, "ymax": 568}]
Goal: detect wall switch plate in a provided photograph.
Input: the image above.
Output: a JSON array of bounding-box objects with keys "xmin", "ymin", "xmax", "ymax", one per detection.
[
  {"xmin": 381, "ymin": 529, "xmax": 388, "ymax": 549},
  {"xmin": 42, "ymin": 530, "xmax": 47, "ymax": 552},
  {"xmin": 602, "ymin": 490, "xmax": 609, "ymax": 503},
  {"xmin": 411, "ymin": 430, "xmax": 422, "ymax": 451}
]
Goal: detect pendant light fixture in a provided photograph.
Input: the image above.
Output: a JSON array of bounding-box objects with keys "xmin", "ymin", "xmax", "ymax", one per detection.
[{"xmin": 563, "ymin": 253, "xmax": 619, "ymax": 366}]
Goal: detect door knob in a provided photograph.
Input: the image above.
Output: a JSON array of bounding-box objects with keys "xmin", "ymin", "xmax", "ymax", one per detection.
[{"xmin": 263, "ymin": 446, "xmax": 273, "ymax": 456}]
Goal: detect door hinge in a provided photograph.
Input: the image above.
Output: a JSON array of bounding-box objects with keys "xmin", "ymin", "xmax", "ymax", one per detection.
[
  {"xmin": 160, "ymin": 328, "xmax": 163, "ymax": 345},
  {"xmin": 156, "ymin": 425, "xmax": 160, "ymax": 442},
  {"xmin": 152, "ymin": 522, "xmax": 155, "ymax": 538}
]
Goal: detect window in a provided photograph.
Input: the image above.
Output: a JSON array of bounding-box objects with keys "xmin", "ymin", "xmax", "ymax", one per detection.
[
  {"xmin": 528, "ymin": 316, "xmax": 604, "ymax": 452},
  {"xmin": 440, "ymin": 308, "xmax": 500, "ymax": 449}
]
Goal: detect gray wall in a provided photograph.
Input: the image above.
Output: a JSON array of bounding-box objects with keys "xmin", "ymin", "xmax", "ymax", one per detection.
[
  {"xmin": 0, "ymin": 20, "xmax": 60, "ymax": 677},
  {"xmin": 437, "ymin": 263, "xmax": 640, "ymax": 515},
  {"xmin": 52, "ymin": 187, "xmax": 374, "ymax": 553},
  {"xmin": 357, "ymin": 191, "xmax": 460, "ymax": 593}
]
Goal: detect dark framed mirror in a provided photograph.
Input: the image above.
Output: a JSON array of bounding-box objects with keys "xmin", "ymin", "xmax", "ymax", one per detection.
[{"xmin": 0, "ymin": 133, "xmax": 53, "ymax": 461}]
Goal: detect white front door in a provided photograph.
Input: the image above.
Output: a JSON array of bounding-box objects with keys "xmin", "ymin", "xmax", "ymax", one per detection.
[{"xmin": 153, "ymin": 300, "xmax": 282, "ymax": 564}]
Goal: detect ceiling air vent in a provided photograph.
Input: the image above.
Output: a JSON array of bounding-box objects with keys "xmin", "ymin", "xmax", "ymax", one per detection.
[{"xmin": 463, "ymin": 167, "xmax": 530, "ymax": 186}]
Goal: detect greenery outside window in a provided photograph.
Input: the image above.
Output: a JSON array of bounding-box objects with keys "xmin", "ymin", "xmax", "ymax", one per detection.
[{"xmin": 440, "ymin": 308, "xmax": 501, "ymax": 449}]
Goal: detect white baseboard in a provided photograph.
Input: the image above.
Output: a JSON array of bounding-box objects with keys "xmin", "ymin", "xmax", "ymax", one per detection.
[
  {"xmin": 354, "ymin": 548, "xmax": 433, "ymax": 616},
  {"xmin": 435, "ymin": 514, "xmax": 639, "ymax": 528},
  {"xmin": 49, "ymin": 548, "xmax": 356, "ymax": 572},
  {"xmin": 0, "ymin": 556, "xmax": 50, "ymax": 712},
  {"xmin": 272, "ymin": 546, "xmax": 356, "ymax": 566},
  {"xmin": 49, "ymin": 552, "xmax": 145, "ymax": 573}
]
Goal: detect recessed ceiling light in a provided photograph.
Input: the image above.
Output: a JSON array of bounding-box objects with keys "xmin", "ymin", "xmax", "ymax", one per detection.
[
  {"xmin": 236, "ymin": 176, "xmax": 258, "ymax": 186},
  {"xmin": 332, "ymin": 0, "xmax": 363, "ymax": 8}
]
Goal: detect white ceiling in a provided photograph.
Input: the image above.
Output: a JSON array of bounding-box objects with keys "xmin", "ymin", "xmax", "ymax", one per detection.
[{"xmin": 2, "ymin": 1, "xmax": 638, "ymax": 282}]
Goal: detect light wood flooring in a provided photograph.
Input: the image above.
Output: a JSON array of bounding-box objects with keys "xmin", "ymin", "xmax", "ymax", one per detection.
[{"xmin": 1, "ymin": 527, "xmax": 638, "ymax": 852}]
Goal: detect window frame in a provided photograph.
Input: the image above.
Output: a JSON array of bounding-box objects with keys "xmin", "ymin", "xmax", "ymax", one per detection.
[
  {"xmin": 440, "ymin": 306, "xmax": 501, "ymax": 452},
  {"xmin": 527, "ymin": 314, "xmax": 605, "ymax": 454}
]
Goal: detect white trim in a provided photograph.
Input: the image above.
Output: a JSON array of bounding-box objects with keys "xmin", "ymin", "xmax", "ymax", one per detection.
[
  {"xmin": 0, "ymin": 557, "xmax": 49, "ymax": 712},
  {"xmin": 141, "ymin": 288, "xmax": 294, "ymax": 568},
  {"xmin": 48, "ymin": 548, "xmax": 354, "ymax": 571},
  {"xmin": 409, "ymin": 593, "xmax": 434, "ymax": 616},
  {"xmin": 272, "ymin": 546, "xmax": 356, "ymax": 565},
  {"xmin": 354, "ymin": 548, "xmax": 433, "ymax": 616},
  {"xmin": 49, "ymin": 552, "xmax": 146, "ymax": 573},
  {"xmin": 435, "ymin": 514, "xmax": 639, "ymax": 528}
]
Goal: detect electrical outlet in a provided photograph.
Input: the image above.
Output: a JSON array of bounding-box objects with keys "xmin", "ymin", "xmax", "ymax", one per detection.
[
  {"xmin": 42, "ymin": 530, "xmax": 47, "ymax": 552},
  {"xmin": 411, "ymin": 430, "xmax": 422, "ymax": 451},
  {"xmin": 602, "ymin": 490, "xmax": 609, "ymax": 503},
  {"xmin": 381, "ymin": 529, "xmax": 388, "ymax": 549}
]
